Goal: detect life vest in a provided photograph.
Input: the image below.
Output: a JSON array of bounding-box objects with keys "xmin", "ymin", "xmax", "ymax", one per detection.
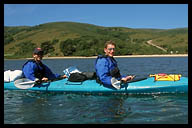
[
  {"xmin": 22, "ymin": 59, "xmax": 45, "ymax": 80},
  {"xmin": 95, "ymin": 55, "xmax": 121, "ymax": 84}
]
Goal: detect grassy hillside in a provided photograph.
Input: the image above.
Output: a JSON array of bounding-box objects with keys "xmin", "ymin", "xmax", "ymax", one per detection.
[{"xmin": 4, "ymin": 22, "xmax": 188, "ymax": 59}]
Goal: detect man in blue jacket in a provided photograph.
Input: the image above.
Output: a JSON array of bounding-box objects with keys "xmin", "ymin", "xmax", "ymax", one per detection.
[
  {"xmin": 22, "ymin": 48, "xmax": 67, "ymax": 82},
  {"xmin": 95, "ymin": 40, "xmax": 134, "ymax": 89}
]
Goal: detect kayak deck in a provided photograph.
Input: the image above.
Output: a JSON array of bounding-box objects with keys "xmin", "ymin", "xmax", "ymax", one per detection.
[{"xmin": 4, "ymin": 77, "xmax": 188, "ymax": 94}]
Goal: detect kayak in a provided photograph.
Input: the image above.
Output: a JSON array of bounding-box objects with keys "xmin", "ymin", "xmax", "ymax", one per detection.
[{"xmin": 4, "ymin": 76, "xmax": 188, "ymax": 94}]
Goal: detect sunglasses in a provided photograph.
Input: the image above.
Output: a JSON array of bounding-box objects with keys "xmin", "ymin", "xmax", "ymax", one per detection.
[
  {"xmin": 107, "ymin": 48, "xmax": 115, "ymax": 51},
  {"xmin": 36, "ymin": 53, "xmax": 43, "ymax": 56}
]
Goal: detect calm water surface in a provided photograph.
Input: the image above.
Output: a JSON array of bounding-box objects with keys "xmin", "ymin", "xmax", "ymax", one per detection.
[{"xmin": 4, "ymin": 57, "xmax": 188, "ymax": 124}]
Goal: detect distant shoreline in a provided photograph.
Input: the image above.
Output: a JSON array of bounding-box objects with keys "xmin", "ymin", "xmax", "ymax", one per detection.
[
  {"xmin": 4, "ymin": 54, "xmax": 188, "ymax": 60},
  {"xmin": 43, "ymin": 54, "xmax": 188, "ymax": 59}
]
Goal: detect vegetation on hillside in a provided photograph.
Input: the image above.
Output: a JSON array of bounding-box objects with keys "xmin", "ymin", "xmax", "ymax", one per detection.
[{"xmin": 4, "ymin": 22, "xmax": 188, "ymax": 59}]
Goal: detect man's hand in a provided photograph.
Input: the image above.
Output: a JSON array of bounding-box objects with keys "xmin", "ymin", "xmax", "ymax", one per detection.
[
  {"xmin": 121, "ymin": 75, "xmax": 135, "ymax": 83},
  {"xmin": 61, "ymin": 75, "xmax": 67, "ymax": 79},
  {"xmin": 41, "ymin": 77, "xmax": 48, "ymax": 82}
]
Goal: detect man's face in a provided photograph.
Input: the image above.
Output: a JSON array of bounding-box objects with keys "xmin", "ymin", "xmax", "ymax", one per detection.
[
  {"xmin": 104, "ymin": 44, "xmax": 115, "ymax": 57},
  {"xmin": 33, "ymin": 54, "xmax": 43, "ymax": 62}
]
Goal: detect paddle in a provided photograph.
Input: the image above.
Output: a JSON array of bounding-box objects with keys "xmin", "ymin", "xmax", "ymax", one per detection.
[
  {"xmin": 127, "ymin": 76, "xmax": 147, "ymax": 83},
  {"xmin": 111, "ymin": 76, "xmax": 148, "ymax": 89},
  {"xmin": 119, "ymin": 75, "xmax": 148, "ymax": 85},
  {"xmin": 14, "ymin": 77, "xmax": 64, "ymax": 89},
  {"xmin": 14, "ymin": 78, "xmax": 36, "ymax": 89}
]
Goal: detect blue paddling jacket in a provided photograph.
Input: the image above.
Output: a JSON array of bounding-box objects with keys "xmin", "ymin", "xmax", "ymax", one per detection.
[
  {"xmin": 95, "ymin": 55, "xmax": 125, "ymax": 87},
  {"xmin": 22, "ymin": 60, "xmax": 60, "ymax": 81}
]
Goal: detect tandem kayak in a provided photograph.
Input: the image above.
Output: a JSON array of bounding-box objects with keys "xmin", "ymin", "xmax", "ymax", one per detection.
[{"xmin": 4, "ymin": 76, "xmax": 188, "ymax": 94}]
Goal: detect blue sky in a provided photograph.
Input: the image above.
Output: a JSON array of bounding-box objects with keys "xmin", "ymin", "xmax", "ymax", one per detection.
[{"xmin": 4, "ymin": 4, "xmax": 188, "ymax": 29}]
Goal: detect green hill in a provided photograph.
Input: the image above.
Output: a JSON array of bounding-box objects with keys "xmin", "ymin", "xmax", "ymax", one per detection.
[{"xmin": 4, "ymin": 22, "xmax": 188, "ymax": 59}]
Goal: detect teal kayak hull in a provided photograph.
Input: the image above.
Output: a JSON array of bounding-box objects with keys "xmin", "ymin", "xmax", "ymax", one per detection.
[{"xmin": 4, "ymin": 77, "xmax": 188, "ymax": 94}]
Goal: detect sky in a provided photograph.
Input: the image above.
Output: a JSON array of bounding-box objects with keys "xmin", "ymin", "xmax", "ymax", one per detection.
[{"xmin": 4, "ymin": 4, "xmax": 188, "ymax": 29}]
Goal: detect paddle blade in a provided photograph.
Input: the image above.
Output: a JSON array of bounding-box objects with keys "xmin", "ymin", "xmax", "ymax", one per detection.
[
  {"xmin": 111, "ymin": 77, "xmax": 121, "ymax": 90},
  {"xmin": 14, "ymin": 78, "xmax": 35, "ymax": 89}
]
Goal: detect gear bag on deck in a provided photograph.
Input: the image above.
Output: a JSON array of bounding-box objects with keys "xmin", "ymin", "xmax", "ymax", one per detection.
[
  {"xmin": 68, "ymin": 72, "xmax": 87, "ymax": 82},
  {"xmin": 63, "ymin": 66, "xmax": 96, "ymax": 82}
]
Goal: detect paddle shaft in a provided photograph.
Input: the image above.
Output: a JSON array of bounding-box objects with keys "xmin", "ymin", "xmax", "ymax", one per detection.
[
  {"xmin": 19, "ymin": 80, "xmax": 36, "ymax": 85},
  {"xmin": 121, "ymin": 76, "xmax": 147, "ymax": 84}
]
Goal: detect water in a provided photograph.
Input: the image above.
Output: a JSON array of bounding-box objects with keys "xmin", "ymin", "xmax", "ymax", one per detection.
[{"xmin": 4, "ymin": 57, "xmax": 188, "ymax": 124}]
